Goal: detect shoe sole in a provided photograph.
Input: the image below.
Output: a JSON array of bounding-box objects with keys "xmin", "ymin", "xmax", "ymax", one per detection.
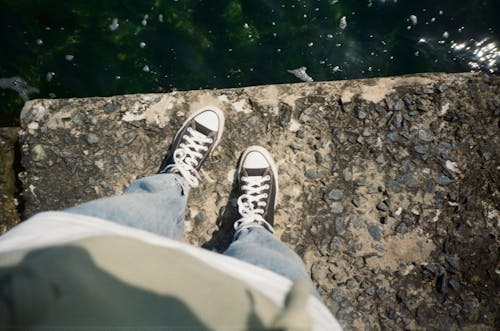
[
  {"xmin": 238, "ymin": 145, "xmax": 279, "ymax": 207},
  {"xmin": 173, "ymin": 105, "xmax": 225, "ymax": 152}
]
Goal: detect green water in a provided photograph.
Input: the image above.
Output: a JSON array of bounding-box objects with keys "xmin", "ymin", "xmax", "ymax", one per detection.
[{"xmin": 0, "ymin": 0, "xmax": 498, "ymax": 126}]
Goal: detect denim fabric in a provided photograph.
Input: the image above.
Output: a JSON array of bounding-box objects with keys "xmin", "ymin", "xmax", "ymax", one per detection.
[
  {"xmin": 224, "ymin": 228, "xmax": 320, "ymax": 297},
  {"xmin": 66, "ymin": 173, "xmax": 318, "ymax": 296},
  {"xmin": 66, "ymin": 174, "xmax": 188, "ymax": 240}
]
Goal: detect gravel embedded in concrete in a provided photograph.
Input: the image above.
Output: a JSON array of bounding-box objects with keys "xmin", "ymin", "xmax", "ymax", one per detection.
[{"xmin": 15, "ymin": 72, "xmax": 500, "ymax": 330}]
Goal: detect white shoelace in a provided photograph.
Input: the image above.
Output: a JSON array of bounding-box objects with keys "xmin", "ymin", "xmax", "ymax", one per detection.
[
  {"xmin": 164, "ymin": 127, "xmax": 213, "ymax": 188},
  {"xmin": 234, "ymin": 175, "xmax": 274, "ymax": 234}
]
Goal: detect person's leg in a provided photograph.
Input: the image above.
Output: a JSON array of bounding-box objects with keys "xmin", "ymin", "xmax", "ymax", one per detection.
[
  {"xmin": 226, "ymin": 146, "xmax": 321, "ymax": 298},
  {"xmin": 224, "ymin": 228, "xmax": 319, "ymax": 296},
  {"xmin": 66, "ymin": 173, "xmax": 189, "ymax": 240},
  {"xmin": 66, "ymin": 106, "xmax": 225, "ymax": 240}
]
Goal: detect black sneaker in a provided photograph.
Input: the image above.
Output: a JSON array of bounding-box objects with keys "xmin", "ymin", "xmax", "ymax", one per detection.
[
  {"xmin": 234, "ymin": 146, "xmax": 278, "ymax": 236},
  {"xmin": 159, "ymin": 106, "xmax": 224, "ymax": 187}
]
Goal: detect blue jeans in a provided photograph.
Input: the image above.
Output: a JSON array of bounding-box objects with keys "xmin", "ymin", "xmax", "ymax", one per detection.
[{"xmin": 66, "ymin": 174, "xmax": 318, "ymax": 296}]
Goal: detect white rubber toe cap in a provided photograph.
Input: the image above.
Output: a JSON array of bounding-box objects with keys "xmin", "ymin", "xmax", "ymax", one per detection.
[
  {"xmin": 194, "ymin": 110, "xmax": 221, "ymax": 131},
  {"xmin": 243, "ymin": 151, "xmax": 269, "ymax": 169}
]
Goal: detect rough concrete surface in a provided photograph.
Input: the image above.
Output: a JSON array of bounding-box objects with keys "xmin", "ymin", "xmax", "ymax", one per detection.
[
  {"xmin": 0, "ymin": 127, "xmax": 20, "ymax": 234},
  {"xmin": 17, "ymin": 72, "xmax": 499, "ymax": 330}
]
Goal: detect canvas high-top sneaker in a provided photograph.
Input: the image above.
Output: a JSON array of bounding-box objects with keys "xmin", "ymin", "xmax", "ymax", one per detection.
[
  {"xmin": 234, "ymin": 146, "xmax": 278, "ymax": 237},
  {"xmin": 159, "ymin": 106, "xmax": 225, "ymax": 188}
]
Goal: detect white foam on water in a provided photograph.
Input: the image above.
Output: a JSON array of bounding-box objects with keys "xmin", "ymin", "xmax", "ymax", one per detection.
[
  {"xmin": 109, "ymin": 18, "xmax": 119, "ymax": 31},
  {"xmin": 287, "ymin": 67, "xmax": 314, "ymax": 82},
  {"xmin": 141, "ymin": 14, "xmax": 149, "ymax": 27},
  {"xmin": 339, "ymin": 16, "xmax": 347, "ymax": 30},
  {"xmin": 46, "ymin": 72, "xmax": 55, "ymax": 82}
]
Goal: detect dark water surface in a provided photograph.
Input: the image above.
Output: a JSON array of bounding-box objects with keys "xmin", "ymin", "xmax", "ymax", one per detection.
[{"xmin": 0, "ymin": 0, "xmax": 498, "ymax": 126}]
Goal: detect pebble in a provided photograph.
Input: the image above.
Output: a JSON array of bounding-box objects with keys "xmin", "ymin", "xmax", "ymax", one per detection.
[
  {"xmin": 449, "ymin": 279, "xmax": 460, "ymax": 290},
  {"xmin": 329, "ymin": 236, "xmax": 345, "ymax": 251},
  {"xmin": 351, "ymin": 217, "xmax": 362, "ymax": 228},
  {"xmin": 394, "ymin": 100, "xmax": 405, "ymax": 111},
  {"xmin": 343, "ymin": 168, "xmax": 352, "ymax": 181},
  {"xmin": 395, "ymin": 222, "xmax": 408, "ymax": 234},
  {"xmin": 368, "ymin": 184, "xmax": 378, "ymax": 194},
  {"xmin": 335, "ymin": 217, "xmax": 345, "ymax": 234},
  {"xmin": 414, "ymin": 145, "xmax": 428, "ymax": 154},
  {"xmin": 32, "ymin": 145, "xmax": 47, "ymax": 161},
  {"xmin": 311, "ymin": 262, "xmax": 328, "ymax": 282},
  {"xmin": 436, "ymin": 273, "xmax": 448, "ymax": 293},
  {"xmin": 194, "ymin": 212, "xmax": 206, "ymax": 225},
  {"xmin": 376, "ymin": 201, "xmax": 389, "ymax": 212},
  {"xmin": 445, "ymin": 255, "xmax": 460, "ymax": 271},
  {"xmin": 393, "ymin": 113, "xmax": 403, "ymax": 128},
  {"xmin": 481, "ymin": 151, "xmax": 491, "ymax": 161},
  {"xmin": 438, "ymin": 83, "xmax": 448, "ymax": 92},
  {"xmin": 86, "ymin": 133, "xmax": 99, "ymax": 145},
  {"xmin": 368, "ymin": 225, "xmax": 382, "ymax": 241},
  {"xmin": 357, "ymin": 110, "xmax": 367, "ymax": 119},
  {"xmin": 356, "ymin": 176, "xmax": 367, "ymax": 186},
  {"xmin": 422, "ymin": 86, "xmax": 434, "ymax": 94},
  {"xmin": 305, "ymin": 169, "xmax": 316, "ymax": 180},
  {"xmin": 436, "ymin": 176, "xmax": 454, "ymax": 186},
  {"xmin": 328, "ymin": 189, "xmax": 344, "ymax": 201},
  {"xmin": 100, "ymin": 181, "xmax": 112, "ymax": 190},
  {"xmin": 104, "ymin": 103, "xmax": 115, "ymax": 113},
  {"xmin": 122, "ymin": 131, "xmax": 137, "ymax": 145},
  {"xmin": 247, "ymin": 116, "xmax": 258, "ymax": 126},
  {"xmin": 417, "ymin": 103, "xmax": 428, "ymax": 112},
  {"xmin": 314, "ymin": 151, "xmax": 323, "ymax": 164},
  {"xmin": 376, "ymin": 154, "xmax": 385, "ymax": 164},
  {"xmin": 352, "ymin": 199, "xmax": 360, "ymax": 208},
  {"xmin": 393, "ymin": 207, "xmax": 403, "ymax": 216},
  {"xmin": 331, "ymin": 288, "xmax": 343, "ymax": 302},
  {"xmin": 387, "ymin": 132, "xmax": 399, "ymax": 142},
  {"xmin": 330, "ymin": 202, "xmax": 344, "ymax": 214},
  {"xmin": 418, "ymin": 129, "xmax": 435, "ymax": 142}
]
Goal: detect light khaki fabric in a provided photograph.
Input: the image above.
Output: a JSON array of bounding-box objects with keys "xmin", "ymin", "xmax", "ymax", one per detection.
[{"xmin": 0, "ymin": 235, "xmax": 311, "ymax": 331}]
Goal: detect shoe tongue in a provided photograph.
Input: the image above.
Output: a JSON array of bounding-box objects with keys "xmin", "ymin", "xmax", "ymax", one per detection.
[
  {"xmin": 193, "ymin": 121, "xmax": 214, "ymax": 137},
  {"xmin": 244, "ymin": 168, "xmax": 267, "ymax": 177}
]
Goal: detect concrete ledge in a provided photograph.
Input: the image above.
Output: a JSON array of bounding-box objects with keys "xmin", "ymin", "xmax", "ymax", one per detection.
[
  {"xmin": 0, "ymin": 127, "xmax": 20, "ymax": 234},
  {"xmin": 19, "ymin": 72, "xmax": 499, "ymax": 329}
]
